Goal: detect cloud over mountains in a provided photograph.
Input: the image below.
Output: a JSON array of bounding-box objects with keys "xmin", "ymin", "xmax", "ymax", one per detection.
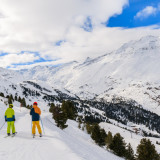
[{"xmin": 0, "ymin": 0, "xmax": 160, "ymax": 69}]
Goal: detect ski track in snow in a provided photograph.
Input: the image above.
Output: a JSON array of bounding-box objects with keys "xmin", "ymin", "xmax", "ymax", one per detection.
[{"xmin": 0, "ymin": 106, "xmax": 123, "ymax": 160}]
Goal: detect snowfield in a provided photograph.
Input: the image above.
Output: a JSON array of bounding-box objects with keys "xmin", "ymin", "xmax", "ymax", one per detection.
[{"xmin": 0, "ymin": 98, "xmax": 124, "ymax": 160}]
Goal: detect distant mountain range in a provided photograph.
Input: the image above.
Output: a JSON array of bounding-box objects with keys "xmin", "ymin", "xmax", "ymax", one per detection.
[{"xmin": 1, "ymin": 35, "xmax": 160, "ymax": 136}]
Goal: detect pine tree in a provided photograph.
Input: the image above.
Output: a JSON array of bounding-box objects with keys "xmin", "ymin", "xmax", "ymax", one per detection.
[
  {"xmin": 86, "ymin": 123, "xmax": 92, "ymax": 134},
  {"xmin": 49, "ymin": 103, "xmax": 55, "ymax": 113},
  {"xmin": 82, "ymin": 123, "xmax": 85, "ymax": 131},
  {"xmin": 52, "ymin": 106, "xmax": 68, "ymax": 130},
  {"xmin": 0, "ymin": 92, "xmax": 4, "ymax": 97},
  {"xmin": 15, "ymin": 95, "xmax": 17, "ymax": 101},
  {"xmin": 10, "ymin": 94, "xmax": 14, "ymax": 102},
  {"xmin": 78, "ymin": 122, "xmax": 81, "ymax": 129},
  {"xmin": 26, "ymin": 105, "xmax": 29, "ymax": 109},
  {"xmin": 109, "ymin": 133, "xmax": 126, "ymax": 157},
  {"xmin": 18, "ymin": 96, "xmax": 21, "ymax": 102},
  {"xmin": 91, "ymin": 124, "xmax": 102, "ymax": 145},
  {"xmin": 105, "ymin": 131, "xmax": 113, "ymax": 148},
  {"xmin": 91, "ymin": 124, "xmax": 106, "ymax": 146},
  {"xmin": 6, "ymin": 95, "xmax": 9, "ymax": 99},
  {"xmin": 21, "ymin": 98, "xmax": 26, "ymax": 107},
  {"xmin": 77, "ymin": 116, "xmax": 82, "ymax": 123},
  {"xmin": 100, "ymin": 128, "xmax": 107, "ymax": 146},
  {"xmin": 125, "ymin": 143, "xmax": 135, "ymax": 160},
  {"xmin": 77, "ymin": 116, "xmax": 82, "ymax": 129},
  {"xmin": 61, "ymin": 100, "xmax": 77, "ymax": 120},
  {"xmin": 136, "ymin": 138, "xmax": 160, "ymax": 160},
  {"xmin": 8, "ymin": 95, "xmax": 13, "ymax": 104}
]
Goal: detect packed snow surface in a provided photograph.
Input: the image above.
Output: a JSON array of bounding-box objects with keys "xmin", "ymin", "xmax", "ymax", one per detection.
[{"xmin": 0, "ymin": 99, "xmax": 123, "ymax": 160}]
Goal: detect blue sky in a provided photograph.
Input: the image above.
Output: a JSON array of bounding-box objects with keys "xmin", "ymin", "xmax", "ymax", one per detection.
[
  {"xmin": 0, "ymin": 0, "xmax": 160, "ymax": 69},
  {"xmin": 108, "ymin": 0, "xmax": 160, "ymax": 28}
]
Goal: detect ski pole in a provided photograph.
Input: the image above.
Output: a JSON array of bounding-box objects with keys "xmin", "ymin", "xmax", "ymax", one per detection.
[
  {"xmin": 0, "ymin": 122, "xmax": 6, "ymax": 131},
  {"xmin": 31, "ymin": 117, "xmax": 32, "ymax": 135},
  {"xmin": 40, "ymin": 117, "xmax": 45, "ymax": 135}
]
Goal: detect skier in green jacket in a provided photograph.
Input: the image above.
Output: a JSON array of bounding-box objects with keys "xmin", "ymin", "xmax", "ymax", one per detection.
[{"xmin": 4, "ymin": 104, "xmax": 16, "ymax": 136}]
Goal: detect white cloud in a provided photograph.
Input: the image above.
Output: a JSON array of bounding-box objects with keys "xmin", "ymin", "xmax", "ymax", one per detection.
[
  {"xmin": 135, "ymin": 5, "xmax": 159, "ymax": 20},
  {"xmin": 0, "ymin": 0, "xmax": 128, "ymax": 68},
  {"xmin": 45, "ymin": 25, "xmax": 160, "ymax": 61},
  {"xmin": 0, "ymin": 0, "xmax": 160, "ymax": 69},
  {"xmin": 0, "ymin": 53, "xmax": 39, "ymax": 68}
]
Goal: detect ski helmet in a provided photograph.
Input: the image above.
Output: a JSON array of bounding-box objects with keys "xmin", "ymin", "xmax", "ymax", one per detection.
[
  {"xmin": 33, "ymin": 102, "xmax": 38, "ymax": 105},
  {"xmin": 9, "ymin": 104, "xmax": 13, "ymax": 108}
]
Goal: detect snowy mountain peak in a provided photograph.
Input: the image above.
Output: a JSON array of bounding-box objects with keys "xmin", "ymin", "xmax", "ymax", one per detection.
[{"xmin": 116, "ymin": 35, "xmax": 160, "ymax": 55}]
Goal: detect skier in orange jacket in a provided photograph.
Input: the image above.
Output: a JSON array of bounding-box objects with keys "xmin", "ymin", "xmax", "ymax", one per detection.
[{"xmin": 30, "ymin": 102, "xmax": 42, "ymax": 138}]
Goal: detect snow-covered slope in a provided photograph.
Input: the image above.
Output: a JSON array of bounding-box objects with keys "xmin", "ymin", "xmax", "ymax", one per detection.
[
  {"xmin": 0, "ymin": 35, "xmax": 160, "ymax": 159},
  {"xmin": 100, "ymin": 122, "xmax": 160, "ymax": 154},
  {"xmin": 17, "ymin": 35, "xmax": 160, "ymax": 113},
  {"xmin": 0, "ymin": 97, "xmax": 123, "ymax": 160}
]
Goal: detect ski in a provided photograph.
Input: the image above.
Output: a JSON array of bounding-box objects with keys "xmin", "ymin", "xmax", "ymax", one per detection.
[
  {"xmin": 11, "ymin": 132, "xmax": 17, "ymax": 137},
  {"xmin": 32, "ymin": 134, "xmax": 42, "ymax": 138},
  {"xmin": 4, "ymin": 135, "xmax": 10, "ymax": 138},
  {"xmin": 4, "ymin": 132, "xmax": 17, "ymax": 138}
]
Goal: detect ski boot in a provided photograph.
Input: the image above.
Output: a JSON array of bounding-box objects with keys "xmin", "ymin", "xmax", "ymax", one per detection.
[
  {"xmin": 33, "ymin": 134, "xmax": 35, "ymax": 138},
  {"xmin": 12, "ymin": 133, "xmax": 16, "ymax": 137},
  {"xmin": 7, "ymin": 133, "xmax": 10, "ymax": 136},
  {"xmin": 39, "ymin": 133, "xmax": 42, "ymax": 137}
]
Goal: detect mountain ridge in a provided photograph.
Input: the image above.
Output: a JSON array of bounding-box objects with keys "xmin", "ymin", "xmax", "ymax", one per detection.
[{"xmin": 0, "ymin": 35, "xmax": 160, "ymax": 113}]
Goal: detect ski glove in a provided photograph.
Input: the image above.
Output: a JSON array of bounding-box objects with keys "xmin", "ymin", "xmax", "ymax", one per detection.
[{"xmin": 5, "ymin": 119, "xmax": 7, "ymax": 122}]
